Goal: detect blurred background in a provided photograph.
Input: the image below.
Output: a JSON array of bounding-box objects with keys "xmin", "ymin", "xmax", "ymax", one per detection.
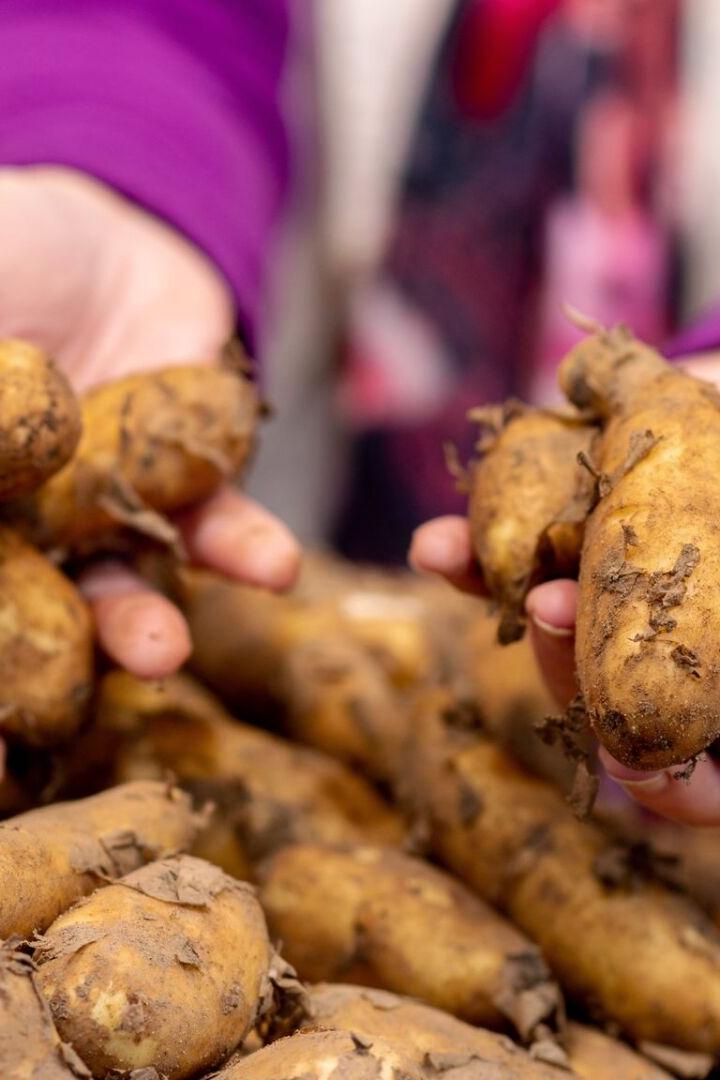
[{"xmin": 250, "ymin": 0, "xmax": 719, "ymax": 564}]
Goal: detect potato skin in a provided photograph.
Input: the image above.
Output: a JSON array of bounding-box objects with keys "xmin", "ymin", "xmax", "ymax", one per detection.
[
  {"xmin": 0, "ymin": 527, "xmax": 92, "ymax": 746},
  {"xmin": 0, "ymin": 780, "xmax": 200, "ymax": 938},
  {"xmin": 257, "ymin": 843, "xmax": 560, "ymax": 1033},
  {"xmin": 406, "ymin": 686, "xmax": 720, "ymax": 1053},
  {"xmin": 0, "ymin": 339, "xmax": 81, "ymax": 500},
  {"xmin": 469, "ymin": 406, "xmax": 595, "ymax": 643},
  {"xmin": 560, "ymin": 327, "xmax": 720, "ymax": 768},
  {"xmin": 34, "ymin": 855, "xmax": 275, "ymax": 1080},
  {"xmin": 99, "ymin": 671, "xmax": 404, "ymax": 858},
  {"xmin": 567, "ymin": 1023, "xmax": 672, "ymax": 1080},
  {"xmin": 7, "ymin": 362, "xmax": 258, "ymax": 550},
  {"xmin": 0, "ymin": 942, "xmax": 89, "ymax": 1080},
  {"xmin": 208, "ymin": 1029, "xmax": 424, "ymax": 1080}
]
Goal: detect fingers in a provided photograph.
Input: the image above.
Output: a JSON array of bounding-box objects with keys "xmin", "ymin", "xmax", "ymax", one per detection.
[
  {"xmin": 599, "ymin": 748, "xmax": 720, "ymax": 826},
  {"xmin": 79, "ymin": 561, "xmax": 192, "ymax": 679},
  {"xmin": 408, "ymin": 516, "xmax": 487, "ymax": 595},
  {"xmin": 175, "ymin": 486, "xmax": 301, "ymax": 592},
  {"xmin": 525, "ymin": 580, "xmax": 578, "ymax": 707}
]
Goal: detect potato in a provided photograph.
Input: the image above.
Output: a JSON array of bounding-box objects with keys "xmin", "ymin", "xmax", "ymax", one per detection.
[
  {"xmin": 0, "ymin": 339, "xmax": 81, "ymax": 500},
  {"xmin": 299, "ymin": 985, "xmax": 669, "ymax": 1080},
  {"xmin": 0, "ymin": 940, "xmax": 91, "ymax": 1079},
  {"xmin": 405, "ymin": 686, "xmax": 720, "ymax": 1052},
  {"xmin": 468, "ymin": 404, "xmax": 596, "ymax": 643},
  {"xmin": 279, "ymin": 637, "xmax": 407, "ymax": 782},
  {"xmin": 257, "ymin": 843, "xmax": 562, "ymax": 1037},
  {"xmin": 34, "ymin": 855, "xmax": 290, "ymax": 1080},
  {"xmin": 6, "ymin": 362, "xmax": 258, "ymax": 551},
  {"xmin": 99, "ymin": 671, "xmax": 404, "ymax": 859},
  {"xmin": 559, "ymin": 326, "xmax": 720, "ymax": 768},
  {"xmin": 0, "ymin": 528, "xmax": 92, "ymax": 747},
  {"xmin": 208, "ymin": 1030, "xmax": 424, "ymax": 1080},
  {"xmin": 0, "ymin": 780, "xmax": 201, "ymax": 938}
]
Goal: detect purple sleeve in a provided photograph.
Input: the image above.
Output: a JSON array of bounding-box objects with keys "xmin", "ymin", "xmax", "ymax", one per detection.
[
  {"xmin": 664, "ymin": 308, "xmax": 720, "ymax": 360},
  {"xmin": 0, "ymin": 0, "xmax": 290, "ymax": 352}
]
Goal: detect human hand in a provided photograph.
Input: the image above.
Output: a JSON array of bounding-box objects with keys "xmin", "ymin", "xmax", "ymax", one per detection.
[
  {"xmin": 0, "ymin": 166, "xmax": 300, "ymax": 680},
  {"xmin": 410, "ymin": 352, "xmax": 720, "ymax": 827}
]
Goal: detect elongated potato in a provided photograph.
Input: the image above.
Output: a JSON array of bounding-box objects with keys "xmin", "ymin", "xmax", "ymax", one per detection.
[
  {"xmin": 406, "ymin": 686, "xmax": 720, "ymax": 1053},
  {"xmin": 257, "ymin": 843, "xmax": 562, "ymax": 1037},
  {"xmin": 34, "ymin": 856, "xmax": 288, "ymax": 1080},
  {"xmin": 0, "ymin": 941, "xmax": 91, "ymax": 1079},
  {"xmin": 0, "ymin": 527, "xmax": 92, "ymax": 746},
  {"xmin": 468, "ymin": 404, "xmax": 596, "ymax": 642},
  {"xmin": 0, "ymin": 340, "xmax": 81, "ymax": 500},
  {"xmin": 99, "ymin": 671, "xmax": 404, "ymax": 859},
  {"xmin": 6, "ymin": 362, "xmax": 258, "ymax": 551},
  {"xmin": 299, "ymin": 985, "xmax": 668, "ymax": 1080},
  {"xmin": 209, "ymin": 1030, "xmax": 424, "ymax": 1080},
  {"xmin": 559, "ymin": 326, "xmax": 720, "ymax": 768},
  {"xmin": 0, "ymin": 780, "xmax": 201, "ymax": 938}
]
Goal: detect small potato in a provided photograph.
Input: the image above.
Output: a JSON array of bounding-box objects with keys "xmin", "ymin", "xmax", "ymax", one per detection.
[
  {"xmin": 406, "ymin": 686, "xmax": 720, "ymax": 1053},
  {"xmin": 567, "ymin": 1024, "xmax": 675, "ymax": 1080},
  {"xmin": 257, "ymin": 843, "xmax": 562, "ymax": 1037},
  {"xmin": 468, "ymin": 405, "xmax": 596, "ymax": 643},
  {"xmin": 34, "ymin": 856, "xmax": 283, "ymax": 1080},
  {"xmin": 0, "ymin": 527, "xmax": 92, "ymax": 747},
  {"xmin": 6, "ymin": 362, "xmax": 259, "ymax": 551},
  {"xmin": 0, "ymin": 780, "xmax": 201, "ymax": 938},
  {"xmin": 208, "ymin": 1029, "xmax": 424, "ymax": 1080},
  {"xmin": 0, "ymin": 339, "xmax": 81, "ymax": 500},
  {"xmin": 99, "ymin": 671, "xmax": 404, "ymax": 859},
  {"xmin": 0, "ymin": 941, "xmax": 90, "ymax": 1079}
]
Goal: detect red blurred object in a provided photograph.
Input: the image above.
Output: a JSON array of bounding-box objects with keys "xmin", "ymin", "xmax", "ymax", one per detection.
[{"xmin": 453, "ymin": 0, "xmax": 563, "ymax": 119}]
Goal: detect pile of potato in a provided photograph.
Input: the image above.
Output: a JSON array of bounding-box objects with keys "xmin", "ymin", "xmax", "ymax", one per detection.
[{"xmin": 3, "ymin": 333, "xmax": 720, "ymax": 1079}]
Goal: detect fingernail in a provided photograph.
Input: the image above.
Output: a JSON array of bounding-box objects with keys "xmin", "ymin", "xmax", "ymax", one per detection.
[
  {"xmin": 529, "ymin": 614, "xmax": 573, "ymax": 639},
  {"xmin": 617, "ymin": 773, "xmax": 668, "ymax": 795}
]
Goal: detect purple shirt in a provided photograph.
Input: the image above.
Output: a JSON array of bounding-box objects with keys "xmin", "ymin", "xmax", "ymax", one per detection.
[{"xmin": 0, "ymin": 0, "xmax": 290, "ymax": 352}]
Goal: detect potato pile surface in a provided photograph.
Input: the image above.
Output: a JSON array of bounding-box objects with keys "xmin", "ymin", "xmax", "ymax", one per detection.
[{"xmin": 3, "ymin": 334, "xmax": 720, "ymax": 1079}]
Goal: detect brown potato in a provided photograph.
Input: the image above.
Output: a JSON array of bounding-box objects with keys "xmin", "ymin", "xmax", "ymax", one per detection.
[
  {"xmin": 0, "ymin": 339, "xmax": 81, "ymax": 500},
  {"xmin": 6, "ymin": 361, "xmax": 258, "ymax": 551},
  {"xmin": 405, "ymin": 686, "xmax": 720, "ymax": 1053},
  {"xmin": 0, "ymin": 780, "xmax": 201, "ymax": 938},
  {"xmin": 560, "ymin": 326, "xmax": 720, "ymax": 768},
  {"xmin": 299, "ymin": 985, "xmax": 668, "ymax": 1080},
  {"xmin": 468, "ymin": 404, "xmax": 596, "ymax": 643},
  {"xmin": 99, "ymin": 671, "xmax": 404, "ymax": 860},
  {"xmin": 0, "ymin": 528, "xmax": 92, "ymax": 747},
  {"xmin": 0, "ymin": 940, "xmax": 90, "ymax": 1079},
  {"xmin": 208, "ymin": 1029, "xmax": 424, "ymax": 1080},
  {"xmin": 257, "ymin": 843, "xmax": 562, "ymax": 1037},
  {"xmin": 34, "ymin": 855, "xmax": 289, "ymax": 1080}
]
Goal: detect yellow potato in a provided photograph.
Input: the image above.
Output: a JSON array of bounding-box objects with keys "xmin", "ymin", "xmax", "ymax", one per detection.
[
  {"xmin": 567, "ymin": 1024, "xmax": 675, "ymax": 1080},
  {"xmin": 0, "ymin": 339, "xmax": 81, "ymax": 500},
  {"xmin": 560, "ymin": 327, "xmax": 720, "ymax": 768},
  {"xmin": 406, "ymin": 686, "xmax": 720, "ymax": 1053},
  {"xmin": 468, "ymin": 405, "xmax": 596, "ymax": 642},
  {"xmin": 34, "ymin": 855, "xmax": 287, "ymax": 1080},
  {"xmin": 0, "ymin": 780, "xmax": 201, "ymax": 938},
  {"xmin": 0, "ymin": 527, "xmax": 92, "ymax": 747},
  {"xmin": 99, "ymin": 671, "xmax": 404, "ymax": 859},
  {"xmin": 257, "ymin": 843, "xmax": 562, "ymax": 1036},
  {"xmin": 7, "ymin": 361, "xmax": 258, "ymax": 551},
  {"xmin": 0, "ymin": 940, "xmax": 90, "ymax": 1079}
]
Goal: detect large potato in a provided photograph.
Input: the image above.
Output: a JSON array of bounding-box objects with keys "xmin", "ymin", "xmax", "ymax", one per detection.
[
  {"xmin": 0, "ymin": 941, "xmax": 90, "ymax": 1079},
  {"xmin": 406, "ymin": 686, "xmax": 720, "ymax": 1053},
  {"xmin": 0, "ymin": 527, "xmax": 92, "ymax": 746},
  {"xmin": 468, "ymin": 405, "xmax": 595, "ymax": 643},
  {"xmin": 559, "ymin": 327, "xmax": 720, "ymax": 768},
  {"xmin": 34, "ymin": 855, "xmax": 286, "ymax": 1080},
  {"xmin": 6, "ymin": 362, "xmax": 258, "ymax": 551},
  {"xmin": 0, "ymin": 780, "xmax": 201, "ymax": 938},
  {"xmin": 0, "ymin": 339, "xmax": 81, "ymax": 500},
  {"xmin": 99, "ymin": 671, "xmax": 404, "ymax": 859},
  {"xmin": 257, "ymin": 843, "xmax": 562, "ymax": 1037}
]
